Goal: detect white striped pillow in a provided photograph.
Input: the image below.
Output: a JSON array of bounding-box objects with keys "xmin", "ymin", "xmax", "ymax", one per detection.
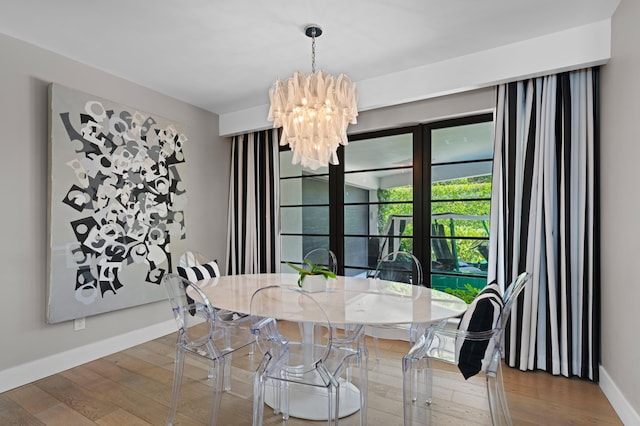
[
  {"xmin": 455, "ymin": 281, "xmax": 503, "ymax": 379},
  {"xmin": 176, "ymin": 260, "xmax": 220, "ymax": 283}
]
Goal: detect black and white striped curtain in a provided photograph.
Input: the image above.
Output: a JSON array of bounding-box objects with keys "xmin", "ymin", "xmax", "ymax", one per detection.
[
  {"xmin": 226, "ymin": 130, "xmax": 280, "ymax": 275},
  {"xmin": 488, "ymin": 68, "xmax": 599, "ymax": 381}
]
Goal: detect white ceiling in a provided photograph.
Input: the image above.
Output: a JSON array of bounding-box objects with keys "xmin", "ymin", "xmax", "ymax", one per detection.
[{"xmin": 0, "ymin": 0, "xmax": 620, "ymax": 116}]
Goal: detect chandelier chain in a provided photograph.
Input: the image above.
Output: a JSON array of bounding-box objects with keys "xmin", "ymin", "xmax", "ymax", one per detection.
[{"xmin": 311, "ymin": 28, "xmax": 316, "ymax": 73}]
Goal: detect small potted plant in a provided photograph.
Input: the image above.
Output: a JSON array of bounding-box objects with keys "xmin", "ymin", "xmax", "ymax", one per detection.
[{"xmin": 286, "ymin": 259, "xmax": 337, "ymax": 292}]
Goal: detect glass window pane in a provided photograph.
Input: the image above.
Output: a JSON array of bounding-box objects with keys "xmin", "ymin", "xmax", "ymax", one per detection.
[
  {"xmin": 431, "ymin": 210, "xmax": 491, "ymax": 238},
  {"xmin": 379, "ymin": 236, "xmax": 415, "ymax": 258},
  {"xmin": 280, "ymin": 150, "xmax": 329, "ymax": 177},
  {"xmin": 343, "ymin": 236, "xmax": 378, "ymax": 271},
  {"xmin": 280, "ymin": 235, "xmax": 330, "ymax": 264},
  {"xmin": 376, "ymin": 203, "xmax": 413, "ymax": 236},
  {"xmin": 430, "ymin": 237, "xmax": 488, "ymax": 274},
  {"xmin": 344, "ymin": 180, "xmax": 372, "ymax": 203},
  {"xmin": 343, "ymin": 235, "xmax": 415, "ymax": 271},
  {"xmin": 344, "ymin": 133, "xmax": 413, "ymax": 172},
  {"xmin": 280, "ymin": 206, "xmax": 301, "ymax": 234},
  {"xmin": 344, "ymin": 267, "xmax": 370, "ymax": 278},
  {"xmin": 344, "ymin": 170, "xmax": 413, "ymax": 202},
  {"xmin": 431, "ymin": 162, "xmax": 492, "ymax": 191},
  {"xmin": 344, "ymin": 204, "xmax": 373, "ymax": 235},
  {"xmin": 280, "ymin": 176, "xmax": 329, "ymax": 206},
  {"xmin": 281, "ymin": 262, "xmax": 300, "ymax": 274},
  {"xmin": 431, "ymin": 121, "xmax": 494, "ymax": 164},
  {"xmin": 302, "ymin": 237, "xmax": 330, "ymax": 259},
  {"xmin": 280, "ymin": 178, "xmax": 302, "ymax": 206},
  {"xmin": 281, "ymin": 206, "xmax": 329, "ymax": 234},
  {"xmin": 376, "ymin": 185, "xmax": 413, "ymax": 204},
  {"xmin": 345, "ymin": 176, "xmax": 413, "ymax": 204},
  {"xmin": 280, "ymin": 235, "xmax": 302, "ymax": 263},
  {"xmin": 344, "ymin": 203, "xmax": 413, "ymax": 236}
]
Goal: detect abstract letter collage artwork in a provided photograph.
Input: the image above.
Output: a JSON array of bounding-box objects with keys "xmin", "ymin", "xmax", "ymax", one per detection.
[{"xmin": 47, "ymin": 84, "xmax": 188, "ymax": 323}]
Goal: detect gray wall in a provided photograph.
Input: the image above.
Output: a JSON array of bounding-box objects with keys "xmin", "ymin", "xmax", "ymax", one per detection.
[
  {"xmin": 0, "ymin": 33, "xmax": 229, "ymax": 371},
  {"xmin": 600, "ymin": 0, "xmax": 640, "ymax": 416}
]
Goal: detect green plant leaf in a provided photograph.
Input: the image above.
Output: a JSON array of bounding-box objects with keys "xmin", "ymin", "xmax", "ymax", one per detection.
[{"xmin": 286, "ymin": 260, "xmax": 336, "ymax": 287}]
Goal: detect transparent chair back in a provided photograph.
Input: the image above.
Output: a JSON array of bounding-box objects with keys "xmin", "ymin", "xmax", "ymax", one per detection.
[
  {"xmin": 370, "ymin": 251, "xmax": 424, "ymax": 360},
  {"xmin": 374, "ymin": 250, "xmax": 423, "ymax": 286},
  {"xmin": 304, "ymin": 248, "xmax": 338, "ymax": 273},
  {"xmin": 250, "ymin": 285, "xmax": 367, "ymax": 425},
  {"xmin": 163, "ymin": 273, "xmax": 254, "ymax": 426},
  {"xmin": 402, "ymin": 271, "xmax": 531, "ymax": 426}
]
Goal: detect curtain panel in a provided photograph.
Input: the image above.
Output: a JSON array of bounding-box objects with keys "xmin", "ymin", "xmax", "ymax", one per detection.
[
  {"xmin": 226, "ymin": 130, "xmax": 280, "ymax": 275},
  {"xmin": 488, "ymin": 68, "xmax": 599, "ymax": 380}
]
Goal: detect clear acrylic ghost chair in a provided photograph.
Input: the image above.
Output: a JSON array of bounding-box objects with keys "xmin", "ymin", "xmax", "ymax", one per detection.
[
  {"xmin": 370, "ymin": 251, "xmax": 424, "ymax": 361},
  {"xmin": 402, "ymin": 272, "xmax": 531, "ymax": 426},
  {"xmin": 177, "ymin": 250, "xmax": 254, "ymax": 382},
  {"xmin": 303, "ymin": 249, "xmax": 352, "ymax": 338},
  {"xmin": 250, "ymin": 285, "xmax": 368, "ymax": 426},
  {"xmin": 163, "ymin": 273, "xmax": 256, "ymax": 426},
  {"xmin": 303, "ymin": 248, "xmax": 366, "ymax": 380}
]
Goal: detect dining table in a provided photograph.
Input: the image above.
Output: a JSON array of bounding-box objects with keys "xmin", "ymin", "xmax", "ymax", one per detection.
[{"xmin": 192, "ymin": 272, "xmax": 467, "ymax": 420}]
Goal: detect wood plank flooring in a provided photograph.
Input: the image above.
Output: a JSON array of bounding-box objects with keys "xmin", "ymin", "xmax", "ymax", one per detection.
[{"xmin": 1, "ymin": 322, "xmax": 621, "ymax": 425}]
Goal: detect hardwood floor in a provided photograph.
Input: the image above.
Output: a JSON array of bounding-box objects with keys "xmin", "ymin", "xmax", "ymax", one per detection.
[{"xmin": 1, "ymin": 322, "xmax": 621, "ymax": 425}]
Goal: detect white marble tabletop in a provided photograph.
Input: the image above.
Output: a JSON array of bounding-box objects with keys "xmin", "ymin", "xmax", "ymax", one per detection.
[{"xmin": 193, "ymin": 273, "xmax": 467, "ymax": 325}]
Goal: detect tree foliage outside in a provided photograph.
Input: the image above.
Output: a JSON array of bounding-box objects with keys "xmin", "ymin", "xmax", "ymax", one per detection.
[
  {"xmin": 377, "ymin": 185, "xmax": 413, "ymax": 252},
  {"xmin": 431, "ymin": 176, "xmax": 492, "ymax": 264}
]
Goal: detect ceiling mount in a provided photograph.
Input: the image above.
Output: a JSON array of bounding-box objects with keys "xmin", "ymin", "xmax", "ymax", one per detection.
[{"xmin": 304, "ymin": 25, "xmax": 323, "ymax": 38}]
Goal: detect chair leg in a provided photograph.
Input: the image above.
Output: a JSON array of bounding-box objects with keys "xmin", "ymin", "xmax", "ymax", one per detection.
[
  {"xmin": 324, "ymin": 381, "xmax": 339, "ymax": 426},
  {"xmin": 371, "ymin": 327, "xmax": 381, "ymax": 362},
  {"xmin": 223, "ymin": 355, "xmax": 232, "ymax": 391},
  {"xmin": 486, "ymin": 355, "xmax": 512, "ymax": 426},
  {"xmin": 359, "ymin": 341, "xmax": 369, "ymax": 426},
  {"xmin": 402, "ymin": 356, "xmax": 415, "ymax": 425},
  {"xmin": 253, "ymin": 354, "xmax": 270, "ymax": 426},
  {"xmin": 222, "ymin": 332, "xmax": 232, "ymax": 391},
  {"xmin": 167, "ymin": 348, "xmax": 185, "ymax": 426},
  {"xmin": 280, "ymin": 377, "xmax": 290, "ymax": 419},
  {"xmin": 424, "ymin": 357, "xmax": 433, "ymax": 405},
  {"xmin": 403, "ymin": 356, "xmax": 433, "ymax": 426},
  {"xmin": 207, "ymin": 358, "xmax": 225, "ymax": 426}
]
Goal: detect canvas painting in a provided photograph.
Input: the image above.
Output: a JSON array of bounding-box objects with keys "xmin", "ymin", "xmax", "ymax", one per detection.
[{"xmin": 47, "ymin": 83, "xmax": 189, "ymax": 323}]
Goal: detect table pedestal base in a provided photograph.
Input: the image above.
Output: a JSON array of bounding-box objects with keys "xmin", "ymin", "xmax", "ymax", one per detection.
[{"xmin": 264, "ymin": 378, "xmax": 360, "ymax": 420}]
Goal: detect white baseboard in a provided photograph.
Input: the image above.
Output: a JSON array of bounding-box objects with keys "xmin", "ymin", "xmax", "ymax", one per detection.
[
  {"xmin": 599, "ymin": 365, "xmax": 640, "ymax": 425},
  {"xmin": 0, "ymin": 319, "xmax": 177, "ymax": 393}
]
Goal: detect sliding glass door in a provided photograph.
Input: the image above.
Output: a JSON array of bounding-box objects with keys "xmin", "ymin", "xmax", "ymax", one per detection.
[
  {"xmin": 279, "ymin": 113, "xmax": 493, "ymax": 293},
  {"xmin": 426, "ymin": 115, "xmax": 494, "ymax": 293},
  {"xmin": 340, "ymin": 127, "xmax": 420, "ymax": 277}
]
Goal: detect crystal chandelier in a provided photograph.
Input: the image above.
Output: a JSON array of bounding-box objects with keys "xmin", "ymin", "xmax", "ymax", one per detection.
[{"xmin": 268, "ymin": 25, "xmax": 358, "ymax": 170}]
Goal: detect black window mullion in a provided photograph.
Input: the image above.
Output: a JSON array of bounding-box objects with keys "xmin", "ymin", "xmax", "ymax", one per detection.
[
  {"xmin": 421, "ymin": 124, "xmax": 433, "ymax": 287},
  {"xmin": 330, "ymin": 145, "xmax": 344, "ymax": 275},
  {"xmin": 412, "ymin": 126, "xmax": 425, "ymax": 280}
]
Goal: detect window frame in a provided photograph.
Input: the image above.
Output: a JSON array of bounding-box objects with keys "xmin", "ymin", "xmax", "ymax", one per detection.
[{"xmin": 278, "ymin": 112, "xmax": 494, "ymax": 288}]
